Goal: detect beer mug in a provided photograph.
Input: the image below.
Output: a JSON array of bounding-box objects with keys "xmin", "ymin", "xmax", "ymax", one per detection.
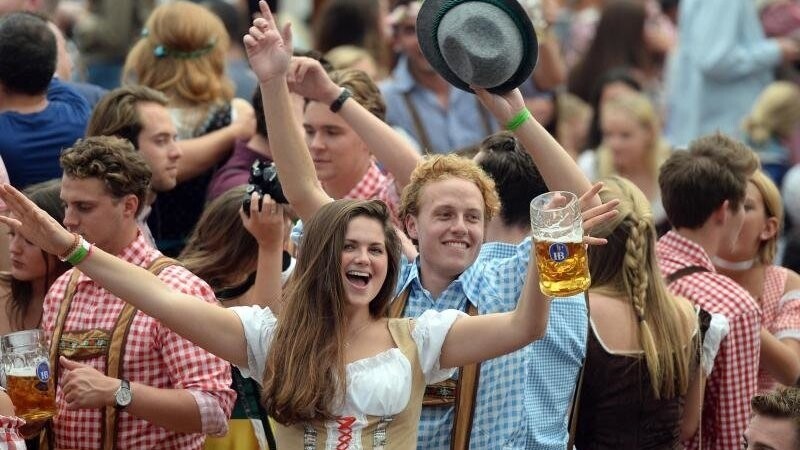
[
  {"xmin": 1, "ymin": 330, "xmax": 56, "ymax": 421},
  {"xmin": 530, "ymin": 191, "xmax": 591, "ymax": 297}
]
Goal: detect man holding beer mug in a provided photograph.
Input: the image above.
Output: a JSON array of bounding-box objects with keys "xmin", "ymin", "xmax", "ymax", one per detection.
[
  {"xmin": 20, "ymin": 137, "xmax": 235, "ymax": 450},
  {"xmin": 240, "ymin": 5, "xmax": 616, "ymax": 446}
]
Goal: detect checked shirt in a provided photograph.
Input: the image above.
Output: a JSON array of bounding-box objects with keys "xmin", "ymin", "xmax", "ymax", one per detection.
[
  {"xmin": 478, "ymin": 242, "xmax": 587, "ymax": 450},
  {"xmin": 656, "ymin": 231, "xmax": 760, "ymax": 450},
  {"xmin": 399, "ymin": 238, "xmax": 538, "ymax": 450},
  {"xmin": 42, "ymin": 234, "xmax": 235, "ymax": 450}
]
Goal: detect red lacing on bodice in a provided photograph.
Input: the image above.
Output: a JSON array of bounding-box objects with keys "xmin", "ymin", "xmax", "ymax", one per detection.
[{"xmin": 336, "ymin": 416, "xmax": 356, "ymax": 449}]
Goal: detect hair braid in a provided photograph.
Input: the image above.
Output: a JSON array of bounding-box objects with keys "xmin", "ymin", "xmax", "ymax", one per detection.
[{"xmin": 623, "ymin": 217, "xmax": 663, "ymax": 397}]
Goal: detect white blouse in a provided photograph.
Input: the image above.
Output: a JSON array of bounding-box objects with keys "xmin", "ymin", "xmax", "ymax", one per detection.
[{"xmin": 231, "ymin": 306, "xmax": 464, "ymax": 417}]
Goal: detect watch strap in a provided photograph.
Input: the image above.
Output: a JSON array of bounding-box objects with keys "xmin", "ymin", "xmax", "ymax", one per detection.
[
  {"xmin": 330, "ymin": 88, "xmax": 352, "ymax": 113},
  {"xmin": 114, "ymin": 379, "xmax": 131, "ymax": 410}
]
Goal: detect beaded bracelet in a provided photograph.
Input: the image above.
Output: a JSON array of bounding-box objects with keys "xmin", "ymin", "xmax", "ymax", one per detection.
[
  {"xmin": 505, "ymin": 108, "xmax": 532, "ymax": 131},
  {"xmin": 57, "ymin": 233, "xmax": 81, "ymax": 261},
  {"xmin": 63, "ymin": 236, "xmax": 92, "ymax": 266}
]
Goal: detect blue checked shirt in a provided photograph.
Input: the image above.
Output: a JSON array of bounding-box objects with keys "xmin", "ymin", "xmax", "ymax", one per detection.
[
  {"xmin": 398, "ymin": 238, "xmax": 536, "ymax": 449},
  {"xmin": 479, "ymin": 242, "xmax": 588, "ymax": 450}
]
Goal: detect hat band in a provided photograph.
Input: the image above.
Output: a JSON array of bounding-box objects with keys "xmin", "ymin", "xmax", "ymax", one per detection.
[{"xmin": 429, "ymin": 0, "xmax": 533, "ymax": 80}]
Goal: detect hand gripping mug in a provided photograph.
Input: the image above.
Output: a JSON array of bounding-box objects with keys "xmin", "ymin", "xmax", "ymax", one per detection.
[
  {"xmin": 1, "ymin": 330, "xmax": 56, "ymax": 421},
  {"xmin": 530, "ymin": 191, "xmax": 591, "ymax": 297}
]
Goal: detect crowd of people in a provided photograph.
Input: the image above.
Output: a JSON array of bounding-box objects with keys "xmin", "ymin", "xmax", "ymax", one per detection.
[{"xmin": 0, "ymin": 0, "xmax": 800, "ymax": 449}]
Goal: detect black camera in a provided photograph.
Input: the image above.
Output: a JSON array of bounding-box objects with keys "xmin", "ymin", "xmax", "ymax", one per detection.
[{"xmin": 242, "ymin": 160, "xmax": 288, "ymax": 216}]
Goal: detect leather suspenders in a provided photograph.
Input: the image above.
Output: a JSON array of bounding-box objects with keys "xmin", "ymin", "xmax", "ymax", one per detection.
[{"xmin": 389, "ymin": 286, "xmax": 480, "ymax": 450}]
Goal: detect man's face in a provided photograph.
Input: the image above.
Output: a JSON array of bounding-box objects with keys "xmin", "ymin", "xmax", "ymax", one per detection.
[
  {"xmin": 405, "ymin": 177, "xmax": 485, "ymax": 281},
  {"xmin": 61, "ymin": 175, "xmax": 137, "ymax": 253},
  {"xmin": 136, "ymin": 102, "xmax": 181, "ymax": 192},
  {"xmin": 394, "ymin": 14, "xmax": 434, "ymax": 75},
  {"xmin": 743, "ymin": 414, "xmax": 799, "ymax": 450}
]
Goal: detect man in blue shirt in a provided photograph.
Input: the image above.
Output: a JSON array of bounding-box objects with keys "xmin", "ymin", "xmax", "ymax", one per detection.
[
  {"xmin": 474, "ymin": 132, "xmax": 587, "ymax": 449},
  {"xmin": 0, "ymin": 12, "xmax": 90, "ymax": 188},
  {"xmin": 379, "ymin": 1, "xmax": 497, "ymax": 154}
]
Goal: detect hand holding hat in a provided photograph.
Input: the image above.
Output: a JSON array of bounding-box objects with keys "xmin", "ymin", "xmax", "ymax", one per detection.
[{"xmin": 417, "ymin": 0, "xmax": 538, "ymax": 94}]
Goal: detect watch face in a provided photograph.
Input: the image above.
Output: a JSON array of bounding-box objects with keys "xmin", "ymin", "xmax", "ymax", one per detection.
[{"xmin": 116, "ymin": 387, "xmax": 132, "ymax": 407}]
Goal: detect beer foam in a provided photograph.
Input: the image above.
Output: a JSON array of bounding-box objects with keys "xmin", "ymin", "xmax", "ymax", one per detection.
[{"xmin": 5, "ymin": 367, "xmax": 37, "ymax": 377}]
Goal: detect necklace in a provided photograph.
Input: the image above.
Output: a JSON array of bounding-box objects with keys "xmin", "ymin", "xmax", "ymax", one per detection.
[
  {"xmin": 712, "ymin": 256, "xmax": 756, "ymax": 271},
  {"xmin": 344, "ymin": 321, "xmax": 372, "ymax": 348}
]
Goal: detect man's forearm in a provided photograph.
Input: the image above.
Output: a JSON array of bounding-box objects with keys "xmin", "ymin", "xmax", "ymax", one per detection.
[{"xmin": 124, "ymin": 383, "xmax": 204, "ymax": 433}]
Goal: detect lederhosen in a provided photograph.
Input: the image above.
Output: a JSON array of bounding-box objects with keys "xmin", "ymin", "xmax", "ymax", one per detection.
[
  {"xmin": 388, "ymin": 287, "xmax": 479, "ymax": 450},
  {"xmin": 40, "ymin": 257, "xmax": 177, "ymax": 450}
]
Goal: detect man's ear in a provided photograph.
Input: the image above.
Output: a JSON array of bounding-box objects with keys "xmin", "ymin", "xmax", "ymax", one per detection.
[
  {"xmin": 404, "ymin": 214, "xmax": 419, "ymax": 240},
  {"xmin": 760, "ymin": 216, "xmax": 780, "ymax": 242},
  {"xmin": 122, "ymin": 194, "xmax": 140, "ymax": 219}
]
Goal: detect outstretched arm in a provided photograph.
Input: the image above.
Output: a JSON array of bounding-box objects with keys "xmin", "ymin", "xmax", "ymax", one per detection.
[
  {"xmin": 439, "ymin": 184, "xmax": 617, "ymax": 368},
  {"xmin": 0, "ymin": 184, "xmax": 249, "ymax": 369},
  {"xmin": 474, "ymin": 87, "xmax": 600, "ymax": 209},
  {"xmin": 245, "ymin": 2, "xmax": 332, "ymax": 223},
  {"xmin": 287, "ymin": 57, "xmax": 422, "ymax": 189}
]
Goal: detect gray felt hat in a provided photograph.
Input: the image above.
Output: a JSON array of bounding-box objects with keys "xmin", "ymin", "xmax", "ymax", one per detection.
[{"xmin": 417, "ymin": 0, "xmax": 538, "ymax": 94}]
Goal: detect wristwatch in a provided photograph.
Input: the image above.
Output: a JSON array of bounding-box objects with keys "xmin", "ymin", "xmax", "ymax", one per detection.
[{"xmin": 114, "ymin": 379, "xmax": 132, "ymax": 410}]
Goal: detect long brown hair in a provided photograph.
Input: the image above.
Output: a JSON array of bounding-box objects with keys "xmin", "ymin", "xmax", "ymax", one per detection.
[
  {"xmin": 262, "ymin": 199, "xmax": 401, "ymax": 424},
  {"xmin": 587, "ymin": 176, "xmax": 695, "ymax": 399},
  {"xmin": 3, "ymin": 180, "xmax": 69, "ymax": 330},
  {"xmin": 179, "ymin": 186, "xmax": 257, "ymax": 289}
]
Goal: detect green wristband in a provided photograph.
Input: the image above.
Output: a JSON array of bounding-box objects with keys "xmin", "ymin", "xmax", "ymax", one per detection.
[
  {"xmin": 505, "ymin": 108, "xmax": 532, "ymax": 131},
  {"xmin": 66, "ymin": 238, "xmax": 91, "ymax": 265}
]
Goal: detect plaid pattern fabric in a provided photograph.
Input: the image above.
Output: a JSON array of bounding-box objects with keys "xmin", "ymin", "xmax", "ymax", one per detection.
[
  {"xmin": 42, "ymin": 234, "xmax": 235, "ymax": 450},
  {"xmin": 479, "ymin": 242, "xmax": 588, "ymax": 450},
  {"xmin": 0, "ymin": 414, "xmax": 24, "ymax": 450},
  {"xmin": 397, "ymin": 238, "xmax": 537, "ymax": 450},
  {"xmin": 757, "ymin": 265, "xmax": 788, "ymax": 391},
  {"xmin": 656, "ymin": 231, "xmax": 761, "ymax": 450},
  {"xmin": 344, "ymin": 162, "xmax": 401, "ymax": 225}
]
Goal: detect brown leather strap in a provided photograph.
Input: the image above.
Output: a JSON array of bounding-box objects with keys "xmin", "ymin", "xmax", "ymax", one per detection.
[
  {"xmin": 666, "ymin": 265, "xmax": 710, "ymax": 284},
  {"xmin": 401, "ymin": 91, "xmax": 433, "ymax": 154},
  {"xmin": 389, "ymin": 285, "xmax": 480, "ymax": 449},
  {"xmin": 49, "ymin": 270, "xmax": 82, "ymax": 387},
  {"xmin": 101, "ymin": 256, "xmax": 178, "ymax": 450},
  {"xmin": 451, "ymin": 303, "xmax": 479, "ymax": 450},
  {"xmin": 567, "ymin": 291, "xmax": 591, "ymax": 448}
]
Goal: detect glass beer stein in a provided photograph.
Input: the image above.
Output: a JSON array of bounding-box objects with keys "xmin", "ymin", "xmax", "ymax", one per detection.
[
  {"xmin": 530, "ymin": 191, "xmax": 591, "ymax": 297},
  {"xmin": 1, "ymin": 330, "xmax": 56, "ymax": 421}
]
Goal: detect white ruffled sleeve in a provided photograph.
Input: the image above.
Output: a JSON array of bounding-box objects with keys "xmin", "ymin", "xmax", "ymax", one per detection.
[
  {"xmin": 230, "ymin": 305, "xmax": 278, "ymax": 384},
  {"xmin": 702, "ymin": 312, "xmax": 730, "ymax": 376},
  {"xmin": 411, "ymin": 309, "xmax": 468, "ymax": 384}
]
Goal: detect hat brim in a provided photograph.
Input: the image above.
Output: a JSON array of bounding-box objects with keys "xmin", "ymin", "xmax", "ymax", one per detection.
[{"xmin": 417, "ymin": 0, "xmax": 538, "ymax": 94}]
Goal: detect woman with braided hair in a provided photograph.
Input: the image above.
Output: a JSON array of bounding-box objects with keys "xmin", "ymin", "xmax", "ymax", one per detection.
[{"xmin": 574, "ymin": 176, "xmax": 706, "ymax": 449}]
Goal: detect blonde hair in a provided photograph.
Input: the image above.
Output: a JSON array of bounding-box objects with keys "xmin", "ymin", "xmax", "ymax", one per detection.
[
  {"xmin": 399, "ymin": 154, "xmax": 500, "ymax": 228},
  {"xmin": 750, "ymin": 170, "xmax": 784, "ymax": 265},
  {"xmin": 743, "ymin": 81, "xmax": 800, "ymax": 145},
  {"xmin": 596, "ymin": 92, "xmax": 670, "ymax": 180},
  {"xmin": 587, "ymin": 176, "xmax": 696, "ymax": 399},
  {"xmin": 325, "ymin": 45, "xmax": 377, "ymax": 73},
  {"xmin": 123, "ymin": 1, "xmax": 233, "ymax": 105}
]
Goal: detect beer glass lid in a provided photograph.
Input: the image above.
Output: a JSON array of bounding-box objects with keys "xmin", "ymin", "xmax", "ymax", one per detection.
[{"xmin": 1, "ymin": 329, "xmax": 45, "ymax": 348}]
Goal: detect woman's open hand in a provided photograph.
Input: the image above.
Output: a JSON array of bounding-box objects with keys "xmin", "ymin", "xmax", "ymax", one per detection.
[{"xmin": 244, "ymin": 1, "xmax": 293, "ymax": 84}]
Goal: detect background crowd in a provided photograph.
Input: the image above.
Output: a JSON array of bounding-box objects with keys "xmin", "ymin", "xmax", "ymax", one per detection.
[{"xmin": 0, "ymin": 0, "xmax": 800, "ymax": 449}]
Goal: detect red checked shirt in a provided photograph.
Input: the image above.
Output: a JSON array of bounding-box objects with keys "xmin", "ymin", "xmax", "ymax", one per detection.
[
  {"xmin": 657, "ymin": 231, "xmax": 761, "ymax": 450},
  {"xmin": 42, "ymin": 233, "xmax": 235, "ymax": 450},
  {"xmin": 344, "ymin": 161, "xmax": 401, "ymax": 225},
  {"xmin": 758, "ymin": 265, "xmax": 800, "ymax": 391}
]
